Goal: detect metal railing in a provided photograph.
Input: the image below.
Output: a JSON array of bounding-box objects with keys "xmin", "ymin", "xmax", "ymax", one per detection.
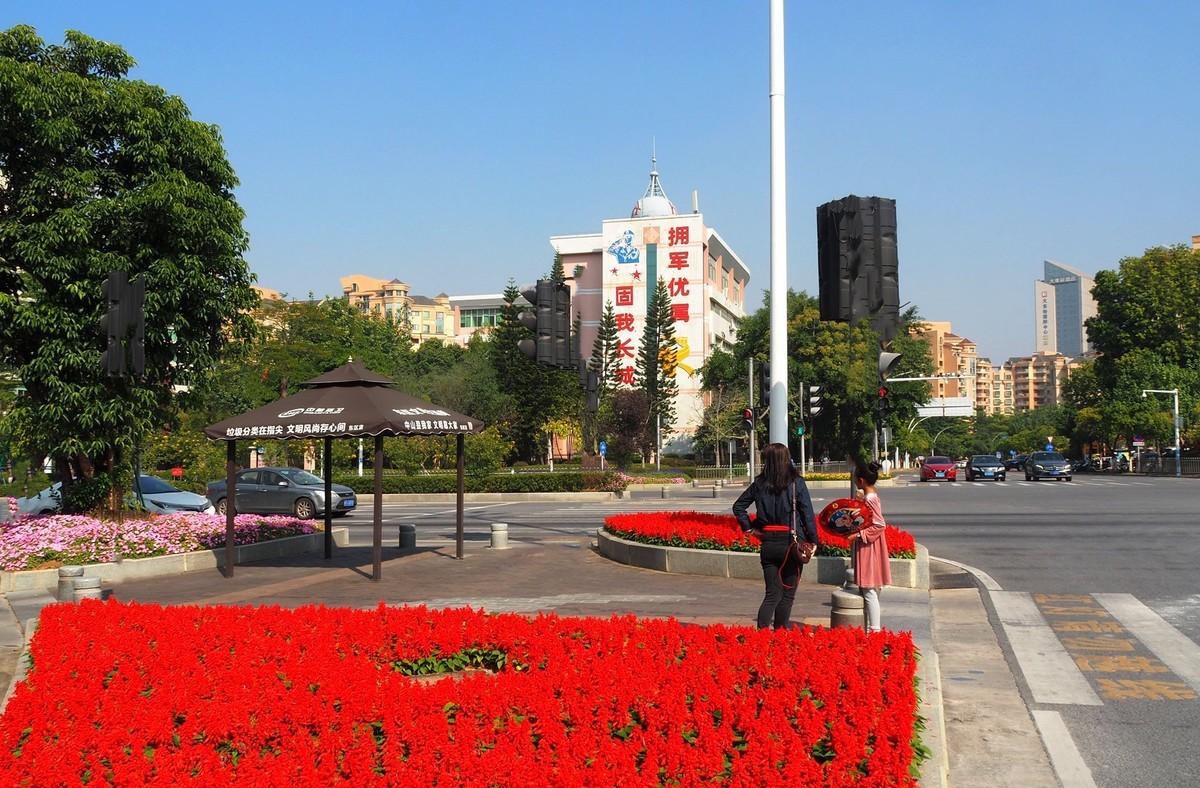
[{"xmin": 690, "ymin": 464, "xmax": 749, "ymax": 480}]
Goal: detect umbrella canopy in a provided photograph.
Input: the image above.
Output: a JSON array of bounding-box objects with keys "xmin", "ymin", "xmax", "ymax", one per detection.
[
  {"xmin": 204, "ymin": 360, "xmax": 483, "ymax": 440},
  {"xmin": 204, "ymin": 360, "xmax": 485, "ymax": 580}
]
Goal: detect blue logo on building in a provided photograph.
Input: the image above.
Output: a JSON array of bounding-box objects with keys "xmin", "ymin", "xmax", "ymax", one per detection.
[{"xmin": 606, "ymin": 229, "xmax": 640, "ymax": 264}]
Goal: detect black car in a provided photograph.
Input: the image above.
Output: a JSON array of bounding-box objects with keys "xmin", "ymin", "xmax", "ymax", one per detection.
[
  {"xmin": 205, "ymin": 467, "xmax": 357, "ymax": 519},
  {"xmin": 1004, "ymin": 454, "xmax": 1028, "ymax": 471},
  {"xmin": 1024, "ymin": 451, "xmax": 1072, "ymax": 482},
  {"xmin": 966, "ymin": 455, "xmax": 1006, "ymax": 481}
]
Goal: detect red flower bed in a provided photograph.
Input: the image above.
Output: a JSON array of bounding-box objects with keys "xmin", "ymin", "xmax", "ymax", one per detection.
[
  {"xmin": 605, "ymin": 511, "xmax": 917, "ymax": 559},
  {"xmin": 0, "ymin": 601, "xmax": 919, "ymax": 785}
]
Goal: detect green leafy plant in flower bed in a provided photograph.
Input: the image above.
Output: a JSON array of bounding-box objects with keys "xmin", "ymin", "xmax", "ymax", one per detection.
[
  {"xmin": 0, "ymin": 601, "xmax": 921, "ymax": 784},
  {"xmin": 604, "ymin": 511, "xmax": 918, "ymax": 559}
]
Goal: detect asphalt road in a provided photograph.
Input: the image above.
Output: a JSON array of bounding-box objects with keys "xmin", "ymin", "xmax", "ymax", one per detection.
[{"xmin": 338, "ymin": 474, "xmax": 1200, "ymax": 787}]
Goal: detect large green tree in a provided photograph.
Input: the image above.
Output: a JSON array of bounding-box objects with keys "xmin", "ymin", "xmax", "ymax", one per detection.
[
  {"xmin": 635, "ymin": 276, "xmax": 678, "ymax": 439},
  {"xmin": 0, "ymin": 27, "xmax": 257, "ymax": 503},
  {"xmin": 1065, "ymin": 245, "xmax": 1200, "ymax": 452},
  {"xmin": 699, "ymin": 289, "xmax": 933, "ymax": 462}
]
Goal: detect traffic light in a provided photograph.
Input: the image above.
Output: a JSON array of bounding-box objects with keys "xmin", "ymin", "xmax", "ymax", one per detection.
[
  {"xmin": 877, "ymin": 351, "xmax": 901, "ymax": 417},
  {"xmin": 98, "ymin": 270, "xmax": 145, "ymax": 376},
  {"xmin": 585, "ymin": 370, "xmax": 599, "ymax": 413},
  {"xmin": 518, "ymin": 280, "xmax": 555, "ymax": 365},
  {"xmin": 742, "ymin": 408, "xmax": 755, "ymax": 431},
  {"xmin": 552, "ymin": 281, "xmax": 571, "ymax": 368},
  {"xmin": 878, "ymin": 351, "xmax": 902, "ymax": 380},
  {"xmin": 757, "ymin": 361, "xmax": 770, "ymax": 409},
  {"xmin": 100, "ymin": 272, "xmax": 127, "ymax": 376},
  {"xmin": 808, "ymin": 385, "xmax": 823, "ymax": 417}
]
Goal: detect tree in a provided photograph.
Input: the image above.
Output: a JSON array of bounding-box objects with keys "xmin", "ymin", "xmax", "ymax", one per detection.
[
  {"xmin": 0, "ymin": 27, "xmax": 258, "ymax": 508},
  {"xmin": 590, "ymin": 300, "xmax": 620, "ymax": 398},
  {"xmin": 599, "ymin": 389, "xmax": 653, "ymax": 467},
  {"xmin": 1073, "ymin": 245, "xmax": 1200, "ymax": 451},
  {"xmin": 635, "ymin": 277, "xmax": 678, "ymax": 442},
  {"xmin": 486, "ymin": 280, "xmax": 576, "ymax": 462},
  {"xmin": 698, "ymin": 289, "xmax": 933, "ymax": 462}
]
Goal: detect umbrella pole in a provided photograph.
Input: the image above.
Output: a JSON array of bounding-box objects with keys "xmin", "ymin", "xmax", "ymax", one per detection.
[
  {"xmin": 373, "ymin": 434, "xmax": 383, "ymax": 581},
  {"xmin": 225, "ymin": 440, "xmax": 236, "ymax": 579},
  {"xmin": 323, "ymin": 436, "xmax": 333, "ymax": 559},
  {"xmin": 456, "ymin": 433, "xmax": 464, "ymax": 559}
]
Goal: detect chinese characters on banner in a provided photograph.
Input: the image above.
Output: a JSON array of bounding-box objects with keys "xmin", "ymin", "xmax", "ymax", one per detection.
[{"xmin": 604, "ymin": 219, "xmax": 700, "ymax": 389}]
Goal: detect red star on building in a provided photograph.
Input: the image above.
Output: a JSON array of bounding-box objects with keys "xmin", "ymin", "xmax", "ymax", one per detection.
[
  {"xmin": 610, "ymin": 267, "xmax": 619, "ymax": 277},
  {"xmin": 631, "ymin": 269, "xmax": 642, "ymax": 280}
]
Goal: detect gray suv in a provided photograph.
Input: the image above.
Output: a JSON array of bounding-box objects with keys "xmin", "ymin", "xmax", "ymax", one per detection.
[{"xmin": 1024, "ymin": 451, "xmax": 1072, "ymax": 482}]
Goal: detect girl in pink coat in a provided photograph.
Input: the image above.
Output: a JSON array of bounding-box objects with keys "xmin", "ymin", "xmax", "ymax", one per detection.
[{"xmin": 850, "ymin": 460, "xmax": 891, "ymax": 632}]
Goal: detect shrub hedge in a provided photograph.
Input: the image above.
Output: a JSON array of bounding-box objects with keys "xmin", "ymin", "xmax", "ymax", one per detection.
[{"xmin": 332, "ymin": 471, "xmax": 624, "ymax": 494}]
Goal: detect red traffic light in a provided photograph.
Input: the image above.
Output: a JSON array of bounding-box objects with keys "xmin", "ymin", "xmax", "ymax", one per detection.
[
  {"xmin": 878, "ymin": 386, "xmax": 889, "ymax": 398},
  {"xmin": 742, "ymin": 409, "xmax": 754, "ymax": 420}
]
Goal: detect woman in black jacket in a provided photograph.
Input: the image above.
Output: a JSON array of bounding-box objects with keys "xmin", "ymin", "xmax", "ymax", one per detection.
[{"xmin": 732, "ymin": 443, "xmax": 820, "ymax": 630}]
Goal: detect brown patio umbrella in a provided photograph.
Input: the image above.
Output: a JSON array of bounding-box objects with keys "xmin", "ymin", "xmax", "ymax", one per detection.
[{"xmin": 205, "ymin": 360, "xmax": 484, "ymax": 579}]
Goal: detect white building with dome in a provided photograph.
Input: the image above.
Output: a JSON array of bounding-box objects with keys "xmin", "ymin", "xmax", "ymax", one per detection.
[{"xmin": 550, "ymin": 157, "xmax": 752, "ymax": 451}]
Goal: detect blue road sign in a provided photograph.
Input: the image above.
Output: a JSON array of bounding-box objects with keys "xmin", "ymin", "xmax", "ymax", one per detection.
[{"xmin": 599, "ymin": 440, "xmax": 607, "ymax": 456}]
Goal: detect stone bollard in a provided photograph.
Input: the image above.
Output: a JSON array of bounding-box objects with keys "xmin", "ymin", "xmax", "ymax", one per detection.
[
  {"xmin": 57, "ymin": 566, "xmax": 85, "ymax": 602},
  {"xmin": 490, "ymin": 523, "xmax": 509, "ymax": 550},
  {"xmin": 72, "ymin": 576, "xmax": 103, "ymax": 603},
  {"xmin": 709, "ymin": 486, "xmax": 718, "ymax": 499},
  {"xmin": 661, "ymin": 486, "xmax": 668, "ymax": 499},
  {"xmin": 830, "ymin": 589, "xmax": 865, "ymax": 630},
  {"xmin": 397, "ymin": 523, "xmax": 416, "ymax": 549}
]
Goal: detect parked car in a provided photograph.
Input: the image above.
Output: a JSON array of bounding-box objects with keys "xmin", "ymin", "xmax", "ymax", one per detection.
[
  {"xmin": 1004, "ymin": 454, "xmax": 1028, "ymax": 471},
  {"xmin": 919, "ymin": 456, "xmax": 957, "ymax": 482},
  {"xmin": 205, "ymin": 467, "xmax": 357, "ymax": 519},
  {"xmin": 132, "ymin": 475, "xmax": 216, "ymax": 514},
  {"xmin": 1024, "ymin": 451, "xmax": 1072, "ymax": 481},
  {"xmin": 13, "ymin": 481, "xmax": 63, "ymax": 516},
  {"xmin": 965, "ymin": 455, "xmax": 1006, "ymax": 482},
  {"xmin": 10, "ymin": 475, "xmax": 214, "ymax": 517}
]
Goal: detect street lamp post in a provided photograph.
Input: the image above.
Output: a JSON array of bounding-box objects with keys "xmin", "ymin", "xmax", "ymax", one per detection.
[
  {"xmin": 1142, "ymin": 389, "xmax": 1181, "ymax": 477},
  {"xmin": 931, "ymin": 425, "xmax": 954, "ymax": 456}
]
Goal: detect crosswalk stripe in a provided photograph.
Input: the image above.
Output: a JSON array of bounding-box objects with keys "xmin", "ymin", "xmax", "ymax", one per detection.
[
  {"xmin": 1031, "ymin": 710, "xmax": 1097, "ymax": 787},
  {"xmin": 992, "ymin": 591, "xmax": 1103, "ymax": 705},
  {"xmin": 1093, "ymin": 593, "xmax": 1200, "ymax": 693}
]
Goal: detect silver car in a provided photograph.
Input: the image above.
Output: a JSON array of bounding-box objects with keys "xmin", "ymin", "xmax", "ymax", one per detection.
[
  {"xmin": 205, "ymin": 467, "xmax": 357, "ymax": 519},
  {"xmin": 11, "ymin": 475, "xmax": 214, "ymax": 517}
]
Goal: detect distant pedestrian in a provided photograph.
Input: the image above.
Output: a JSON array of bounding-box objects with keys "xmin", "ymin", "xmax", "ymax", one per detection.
[
  {"xmin": 850, "ymin": 460, "xmax": 891, "ymax": 633},
  {"xmin": 733, "ymin": 443, "xmax": 819, "ymax": 630}
]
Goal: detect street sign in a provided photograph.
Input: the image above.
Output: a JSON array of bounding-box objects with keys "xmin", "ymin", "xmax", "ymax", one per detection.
[
  {"xmin": 1133, "ymin": 436, "xmax": 1145, "ymax": 448},
  {"xmin": 599, "ymin": 440, "xmax": 607, "ymax": 457}
]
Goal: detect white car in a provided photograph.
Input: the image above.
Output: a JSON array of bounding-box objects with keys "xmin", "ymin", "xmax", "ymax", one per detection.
[
  {"xmin": 12, "ymin": 475, "xmax": 215, "ymax": 517},
  {"xmin": 133, "ymin": 475, "xmax": 217, "ymax": 514}
]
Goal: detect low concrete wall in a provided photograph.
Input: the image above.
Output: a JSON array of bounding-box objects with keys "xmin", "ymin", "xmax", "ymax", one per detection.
[
  {"xmin": 596, "ymin": 529, "xmax": 928, "ymax": 589},
  {"xmin": 0, "ymin": 528, "xmax": 350, "ymax": 593}
]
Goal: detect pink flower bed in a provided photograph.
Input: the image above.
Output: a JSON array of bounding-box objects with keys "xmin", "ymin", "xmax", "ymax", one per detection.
[{"xmin": 0, "ymin": 514, "xmax": 318, "ymax": 571}]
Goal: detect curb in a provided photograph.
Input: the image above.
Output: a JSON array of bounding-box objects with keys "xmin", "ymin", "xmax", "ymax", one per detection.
[
  {"xmin": 0, "ymin": 528, "xmax": 351, "ymax": 593},
  {"xmin": 595, "ymin": 529, "xmax": 930, "ymax": 589}
]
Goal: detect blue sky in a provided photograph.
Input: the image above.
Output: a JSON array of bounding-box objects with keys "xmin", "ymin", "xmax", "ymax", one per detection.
[{"xmin": 7, "ymin": 1, "xmax": 1199, "ymax": 363}]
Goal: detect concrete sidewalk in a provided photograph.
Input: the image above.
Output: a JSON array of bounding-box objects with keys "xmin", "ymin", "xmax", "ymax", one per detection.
[{"xmin": 0, "ymin": 536, "xmax": 1058, "ymax": 786}]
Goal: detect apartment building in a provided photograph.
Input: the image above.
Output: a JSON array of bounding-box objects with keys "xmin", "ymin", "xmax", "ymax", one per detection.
[
  {"xmin": 339, "ymin": 275, "xmax": 456, "ymax": 345},
  {"xmin": 1005, "ymin": 352, "xmax": 1081, "ymax": 411},
  {"xmin": 913, "ymin": 321, "xmax": 979, "ymax": 402}
]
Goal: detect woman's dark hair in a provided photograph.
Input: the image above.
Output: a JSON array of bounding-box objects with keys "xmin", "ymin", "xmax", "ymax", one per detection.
[
  {"xmin": 855, "ymin": 460, "xmax": 882, "ymax": 486},
  {"xmin": 758, "ymin": 443, "xmax": 798, "ymax": 493}
]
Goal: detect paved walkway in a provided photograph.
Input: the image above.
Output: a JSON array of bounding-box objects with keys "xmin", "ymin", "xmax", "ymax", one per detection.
[{"xmin": 0, "ymin": 536, "xmax": 1059, "ymax": 786}]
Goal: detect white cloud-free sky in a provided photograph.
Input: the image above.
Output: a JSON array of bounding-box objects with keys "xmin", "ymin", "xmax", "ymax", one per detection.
[{"xmin": 7, "ymin": 1, "xmax": 1198, "ymax": 362}]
